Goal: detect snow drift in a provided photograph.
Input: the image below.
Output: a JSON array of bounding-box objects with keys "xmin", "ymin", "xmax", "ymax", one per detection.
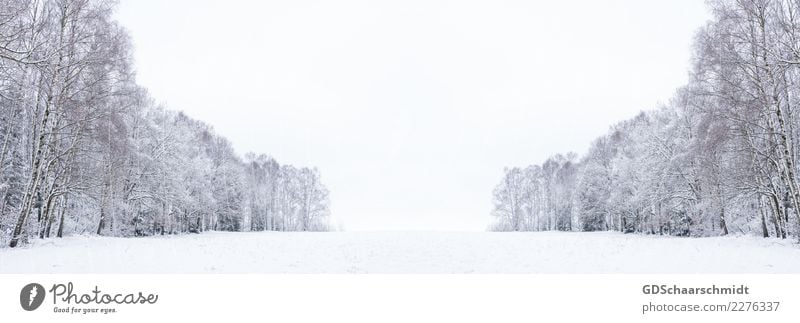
[{"xmin": 0, "ymin": 231, "xmax": 798, "ymax": 273}]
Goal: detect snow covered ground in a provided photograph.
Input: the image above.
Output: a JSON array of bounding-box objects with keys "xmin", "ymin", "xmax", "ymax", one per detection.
[{"xmin": 0, "ymin": 231, "xmax": 798, "ymax": 273}]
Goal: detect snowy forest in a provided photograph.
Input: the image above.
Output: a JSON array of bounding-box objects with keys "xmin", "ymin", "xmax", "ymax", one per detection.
[
  {"xmin": 491, "ymin": 0, "xmax": 800, "ymax": 240},
  {"xmin": 0, "ymin": 0, "xmax": 331, "ymax": 248}
]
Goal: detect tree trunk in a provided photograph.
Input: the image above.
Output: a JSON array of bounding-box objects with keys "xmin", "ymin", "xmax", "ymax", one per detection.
[
  {"xmin": 760, "ymin": 200, "xmax": 770, "ymax": 238},
  {"xmin": 56, "ymin": 197, "xmax": 67, "ymax": 238},
  {"xmin": 8, "ymin": 6, "xmax": 70, "ymax": 248},
  {"xmin": 96, "ymin": 206, "xmax": 106, "ymax": 235}
]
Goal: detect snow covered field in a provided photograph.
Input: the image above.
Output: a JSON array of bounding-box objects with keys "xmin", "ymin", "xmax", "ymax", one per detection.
[{"xmin": 0, "ymin": 231, "xmax": 798, "ymax": 273}]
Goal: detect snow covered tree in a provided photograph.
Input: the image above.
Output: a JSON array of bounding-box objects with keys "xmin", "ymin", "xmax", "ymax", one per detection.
[
  {"xmin": 0, "ymin": 0, "xmax": 332, "ymax": 247},
  {"xmin": 491, "ymin": 0, "xmax": 800, "ymax": 240}
]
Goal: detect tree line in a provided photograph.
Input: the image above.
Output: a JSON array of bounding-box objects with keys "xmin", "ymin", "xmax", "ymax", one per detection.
[
  {"xmin": 491, "ymin": 0, "xmax": 800, "ymax": 240},
  {"xmin": 0, "ymin": 0, "xmax": 331, "ymax": 248}
]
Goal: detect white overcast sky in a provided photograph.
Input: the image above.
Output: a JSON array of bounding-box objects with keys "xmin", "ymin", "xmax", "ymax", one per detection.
[{"xmin": 115, "ymin": 0, "xmax": 710, "ymax": 231}]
